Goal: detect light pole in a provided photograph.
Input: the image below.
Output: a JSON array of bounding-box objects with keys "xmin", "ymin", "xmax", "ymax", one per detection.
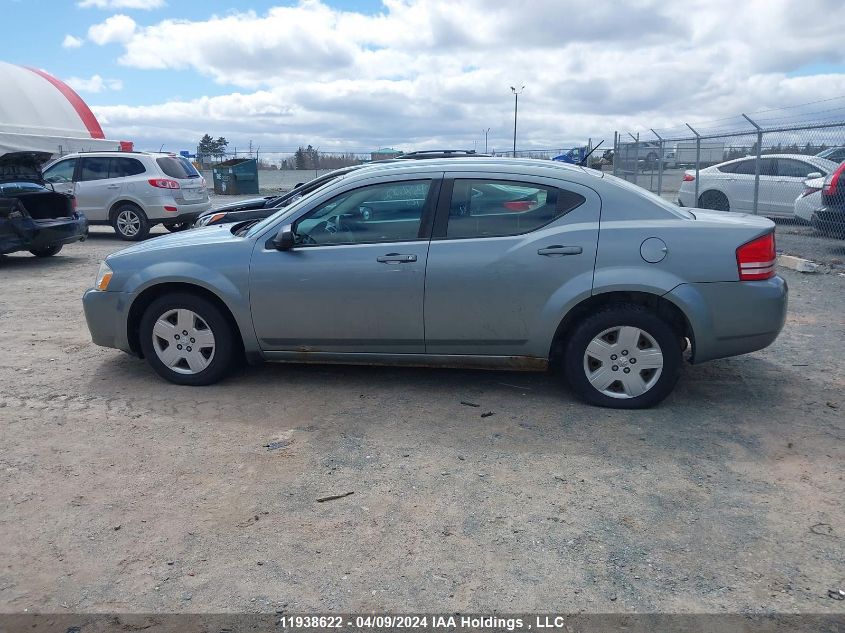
[
  {"xmin": 482, "ymin": 127, "xmax": 490, "ymax": 154},
  {"xmin": 510, "ymin": 85, "xmax": 524, "ymax": 156}
]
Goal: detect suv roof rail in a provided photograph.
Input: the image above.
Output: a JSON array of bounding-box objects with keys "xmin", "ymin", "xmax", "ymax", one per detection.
[{"xmin": 397, "ymin": 149, "xmax": 490, "ymax": 159}]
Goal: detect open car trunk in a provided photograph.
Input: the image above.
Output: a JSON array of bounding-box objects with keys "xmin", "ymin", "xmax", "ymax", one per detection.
[{"xmin": 8, "ymin": 189, "xmax": 74, "ymax": 220}]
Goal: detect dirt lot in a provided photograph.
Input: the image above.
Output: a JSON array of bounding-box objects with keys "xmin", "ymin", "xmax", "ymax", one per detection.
[{"xmin": 1, "ymin": 227, "xmax": 843, "ymax": 615}]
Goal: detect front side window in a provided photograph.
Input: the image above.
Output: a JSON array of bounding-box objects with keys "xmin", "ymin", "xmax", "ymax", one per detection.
[
  {"xmin": 79, "ymin": 157, "xmax": 110, "ymax": 181},
  {"xmin": 43, "ymin": 159, "xmax": 77, "ymax": 183},
  {"xmin": 444, "ymin": 179, "xmax": 584, "ymax": 239},
  {"xmin": 293, "ymin": 180, "xmax": 431, "ymax": 246}
]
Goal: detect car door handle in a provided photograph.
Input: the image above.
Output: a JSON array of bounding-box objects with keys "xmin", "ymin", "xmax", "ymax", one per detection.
[
  {"xmin": 377, "ymin": 253, "xmax": 417, "ymax": 263},
  {"xmin": 106, "ymin": 184, "xmax": 120, "ymax": 189},
  {"xmin": 538, "ymin": 245, "xmax": 582, "ymax": 256}
]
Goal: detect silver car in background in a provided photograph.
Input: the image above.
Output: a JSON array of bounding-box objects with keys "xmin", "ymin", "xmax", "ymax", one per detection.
[
  {"xmin": 42, "ymin": 151, "xmax": 210, "ymax": 240},
  {"xmin": 83, "ymin": 158, "xmax": 787, "ymax": 408}
]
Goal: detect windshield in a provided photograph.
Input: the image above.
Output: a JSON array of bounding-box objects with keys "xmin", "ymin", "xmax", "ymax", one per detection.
[{"xmin": 246, "ymin": 175, "xmax": 347, "ymax": 237}]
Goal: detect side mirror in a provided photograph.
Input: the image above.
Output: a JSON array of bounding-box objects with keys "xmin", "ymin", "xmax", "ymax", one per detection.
[
  {"xmin": 272, "ymin": 225, "xmax": 295, "ymax": 250},
  {"xmin": 806, "ymin": 172, "xmax": 823, "ymax": 180}
]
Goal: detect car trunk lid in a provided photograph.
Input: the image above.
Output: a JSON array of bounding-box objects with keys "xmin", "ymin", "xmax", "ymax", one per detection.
[{"xmin": 0, "ymin": 151, "xmax": 53, "ymax": 183}]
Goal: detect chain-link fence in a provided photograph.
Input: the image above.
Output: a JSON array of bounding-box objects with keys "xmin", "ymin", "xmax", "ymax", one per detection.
[{"xmin": 613, "ymin": 115, "xmax": 845, "ymax": 270}]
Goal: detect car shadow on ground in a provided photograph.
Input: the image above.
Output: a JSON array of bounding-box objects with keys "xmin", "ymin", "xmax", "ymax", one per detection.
[
  {"xmin": 0, "ymin": 252, "xmax": 88, "ymax": 267},
  {"xmin": 85, "ymin": 349, "xmax": 792, "ymax": 414}
]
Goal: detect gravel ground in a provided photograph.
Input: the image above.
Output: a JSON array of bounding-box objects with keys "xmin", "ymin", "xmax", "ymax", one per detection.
[{"xmin": 0, "ymin": 229, "xmax": 843, "ymax": 615}]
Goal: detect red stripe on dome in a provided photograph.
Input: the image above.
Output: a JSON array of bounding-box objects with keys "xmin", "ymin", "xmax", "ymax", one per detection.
[{"xmin": 25, "ymin": 66, "xmax": 106, "ymax": 139}]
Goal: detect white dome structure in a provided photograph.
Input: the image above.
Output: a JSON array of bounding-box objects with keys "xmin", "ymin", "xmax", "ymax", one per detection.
[{"xmin": 0, "ymin": 61, "xmax": 122, "ymax": 156}]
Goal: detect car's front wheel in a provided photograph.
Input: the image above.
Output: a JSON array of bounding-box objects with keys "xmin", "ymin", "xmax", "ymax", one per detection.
[
  {"xmin": 139, "ymin": 293, "xmax": 236, "ymax": 386},
  {"xmin": 29, "ymin": 244, "xmax": 63, "ymax": 257},
  {"xmin": 563, "ymin": 304, "xmax": 682, "ymax": 408}
]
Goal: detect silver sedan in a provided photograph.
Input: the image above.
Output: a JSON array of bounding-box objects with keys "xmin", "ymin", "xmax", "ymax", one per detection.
[{"xmin": 83, "ymin": 158, "xmax": 787, "ymax": 408}]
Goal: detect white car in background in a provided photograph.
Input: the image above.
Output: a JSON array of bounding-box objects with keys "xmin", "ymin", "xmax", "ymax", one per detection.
[
  {"xmin": 794, "ymin": 176, "xmax": 825, "ymax": 224},
  {"xmin": 677, "ymin": 154, "xmax": 837, "ymax": 217},
  {"xmin": 42, "ymin": 152, "xmax": 210, "ymax": 241}
]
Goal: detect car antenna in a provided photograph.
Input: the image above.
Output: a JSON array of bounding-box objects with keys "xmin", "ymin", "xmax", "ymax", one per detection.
[{"xmin": 579, "ymin": 140, "xmax": 605, "ymax": 166}]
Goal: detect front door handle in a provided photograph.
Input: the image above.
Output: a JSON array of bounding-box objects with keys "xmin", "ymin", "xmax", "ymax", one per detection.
[
  {"xmin": 107, "ymin": 184, "xmax": 120, "ymax": 189},
  {"xmin": 377, "ymin": 253, "xmax": 417, "ymax": 264},
  {"xmin": 538, "ymin": 245, "xmax": 582, "ymax": 256}
]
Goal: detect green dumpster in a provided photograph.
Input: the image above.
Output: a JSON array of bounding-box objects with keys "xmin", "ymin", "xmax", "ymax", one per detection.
[{"xmin": 211, "ymin": 158, "xmax": 259, "ymax": 195}]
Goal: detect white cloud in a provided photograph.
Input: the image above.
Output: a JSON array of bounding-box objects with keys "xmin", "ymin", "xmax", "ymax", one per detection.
[
  {"xmin": 78, "ymin": 0, "xmax": 165, "ymax": 9},
  {"xmin": 65, "ymin": 74, "xmax": 124, "ymax": 93},
  {"xmin": 87, "ymin": 14, "xmax": 137, "ymax": 45},
  {"xmin": 62, "ymin": 34, "xmax": 84, "ymax": 49},
  {"xmin": 85, "ymin": 0, "xmax": 845, "ymax": 152}
]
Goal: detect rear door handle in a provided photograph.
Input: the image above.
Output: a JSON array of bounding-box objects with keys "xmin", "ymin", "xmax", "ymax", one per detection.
[
  {"xmin": 377, "ymin": 253, "xmax": 417, "ymax": 264},
  {"xmin": 538, "ymin": 245, "xmax": 582, "ymax": 256}
]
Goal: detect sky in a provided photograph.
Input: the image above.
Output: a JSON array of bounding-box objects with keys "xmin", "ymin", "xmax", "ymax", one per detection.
[{"xmin": 3, "ymin": 0, "xmax": 845, "ymax": 157}]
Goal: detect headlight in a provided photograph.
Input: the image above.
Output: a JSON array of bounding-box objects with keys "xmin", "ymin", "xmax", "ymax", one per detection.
[
  {"xmin": 95, "ymin": 260, "xmax": 113, "ymax": 291},
  {"xmin": 196, "ymin": 212, "xmax": 227, "ymax": 227}
]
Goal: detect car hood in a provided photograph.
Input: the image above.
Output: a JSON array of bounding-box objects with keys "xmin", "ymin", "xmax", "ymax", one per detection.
[
  {"xmin": 108, "ymin": 225, "xmax": 240, "ymax": 258},
  {"xmin": 199, "ymin": 196, "xmax": 278, "ymax": 216},
  {"xmin": 0, "ymin": 151, "xmax": 52, "ymax": 183}
]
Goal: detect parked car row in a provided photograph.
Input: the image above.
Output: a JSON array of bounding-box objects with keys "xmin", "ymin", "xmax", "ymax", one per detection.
[{"xmin": 676, "ymin": 151, "xmax": 845, "ymax": 236}]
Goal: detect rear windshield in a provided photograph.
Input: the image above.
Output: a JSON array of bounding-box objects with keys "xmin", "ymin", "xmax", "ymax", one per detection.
[
  {"xmin": 0, "ymin": 182, "xmax": 47, "ymax": 194},
  {"xmin": 156, "ymin": 156, "xmax": 199, "ymax": 179}
]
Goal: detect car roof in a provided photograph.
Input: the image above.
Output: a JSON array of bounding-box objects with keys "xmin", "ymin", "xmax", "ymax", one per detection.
[{"xmin": 345, "ymin": 157, "xmax": 597, "ymax": 179}]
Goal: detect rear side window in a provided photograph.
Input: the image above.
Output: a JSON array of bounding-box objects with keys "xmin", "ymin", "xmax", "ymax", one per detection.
[
  {"xmin": 78, "ymin": 157, "xmax": 110, "ymax": 181},
  {"xmin": 776, "ymin": 159, "xmax": 822, "ymax": 178},
  {"xmin": 717, "ymin": 162, "xmax": 739, "ymax": 173},
  {"xmin": 156, "ymin": 156, "xmax": 199, "ymax": 179},
  {"xmin": 110, "ymin": 157, "xmax": 146, "ymax": 178},
  {"xmin": 444, "ymin": 179, "xmax": 584, "ymax": 239}
]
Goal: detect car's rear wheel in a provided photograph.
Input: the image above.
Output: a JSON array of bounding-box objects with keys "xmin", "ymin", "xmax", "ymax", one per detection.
[
  {"xmin": 112, "ymin": 203, "xmax": 150, "ymax": 241},
  {"xmin": 563, "ymin": 304, "xmax": 682, "ymax": 408},
  {"xmin": 139, "ymin": 293, "xmax": 236, "ymax": 386},
  {"xmin": 29, "ymin": 244, "xmax": 63, "ymax": 257},
  {"xmin": 698, "ymin": 190, "xmax": 730, "ymax": 212}
]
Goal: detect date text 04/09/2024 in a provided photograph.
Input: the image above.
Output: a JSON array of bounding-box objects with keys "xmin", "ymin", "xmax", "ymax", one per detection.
[{"xmin": 278, "ymin": 615, "xmax": 582, "ymax": 630}]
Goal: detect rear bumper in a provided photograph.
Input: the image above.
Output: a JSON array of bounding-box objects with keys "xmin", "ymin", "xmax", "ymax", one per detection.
[
  {"xmin": 0, "ymin": 213, "xmax": 88, "ymax": 255},
  {"xmin": 146, "ymin": 200, "xmax": 211, "ymax": 222},
  {"xmin": 665, "ymin": 276, "xmax": 788, "ymax": 363},
  {"xmin": 810, "ymin": 206, "xmax": 845, "ymax": 234},
  {"xmin": 82, "ymin": 289, "xmax": 133, "ymax": 354}
]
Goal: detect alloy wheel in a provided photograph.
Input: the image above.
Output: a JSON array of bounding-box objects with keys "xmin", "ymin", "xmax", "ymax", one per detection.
[{"xmin": 116, "ymin": 209, "xmax": 141, "ymax": 237}]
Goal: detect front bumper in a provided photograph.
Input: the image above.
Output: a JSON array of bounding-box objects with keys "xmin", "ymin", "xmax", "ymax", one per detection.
[
  {"xmin": 0, "ymin": 213, "xmax": 88, "ymax": 255},
  {"xmin": 82, "ymin": 289, "xmax": 133, "ymax": 354},
  {"xmin": 665, "ymin": 276, "xmax": 788, "ymax": 364}
]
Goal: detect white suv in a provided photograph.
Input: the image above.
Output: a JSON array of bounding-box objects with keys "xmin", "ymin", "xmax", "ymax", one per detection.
[{"xmin": 42, "ymin": 152, "xmax": 210, "ymax": 240}]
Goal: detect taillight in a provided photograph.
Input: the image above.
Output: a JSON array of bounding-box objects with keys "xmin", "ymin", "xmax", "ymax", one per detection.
[
  {"xmin": 682, "ymin": 173, "xmax": 695, "ymax": 182},
  {"xmin": 503, "ymin": 201, "xmax": 533, "ymax": 212},
  {"xmin": 822, "ymin": 162, "xmax": 845, "ymax": 199},
  {"xmin": 71, "ymin": 197, "xmax": 77, "ymax": 210},
  {"xmin": 800, "ymin": 185, "xmax": 821, "ymax": 198},
  {"xmin": 148, "ymin": 178, "xmax": 180, "ymax": 189},
  {"xmin": 736, "ymin": 232, "xmax": 776, "ymax": 281}
]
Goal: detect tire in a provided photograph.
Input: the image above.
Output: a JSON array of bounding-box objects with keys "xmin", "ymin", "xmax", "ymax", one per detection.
[
  {"xmin": 29, "ymin": 244, "xmax": 63, "ymax": 257},
  {"xmin": 111, "ymin": 203, "xmax": 150, "ymax": 241},
  {"xmin": 563, "ymin": 304, "xmax": 682, "ymax": 409},
  {"xmin": 698, "ymin": 190, "xmax": 730, "ymax": 212},
  {"xmin": 138, "ymin": 293, "xmax": 236, "ymax": 386},
  {"xmin": 164, "ymin": 222, "xmax": 191, "ymax": 233}
]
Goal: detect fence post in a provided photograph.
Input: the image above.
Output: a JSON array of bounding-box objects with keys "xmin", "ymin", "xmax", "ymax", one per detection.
[
  {"xmin": 742, "ymin": 113, "xmax": 763, "ymax": 215},
  {"xmin": 613, "ymin": 131, "xmax": 619, "ymax": 176},
  {"xmin": 686, "ymin": 124, "xmax": 701, "ymax": 204},
  {"xmin": 629, "ymin": 133, "xmax": 639, "ymax": 186},
  {"xmin": 651, "ymin": 128, "xmax": 664, "ymax": 197}
]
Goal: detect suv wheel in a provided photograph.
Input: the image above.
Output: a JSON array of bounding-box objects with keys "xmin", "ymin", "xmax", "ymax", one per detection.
[
  {"xmin": 112, "ymin": 204, "xmax": 150, "ymax": 241},
  {"xmin": 29, "ymin": 244, "xmax": 63, "ymax": 257},
  {"xmin": 563, "ymin": 304, "xmax": 682, "ymax": 409},
  {"xmin": 139, "ymin": 294, "xmax": 236, "ymax": 386}
]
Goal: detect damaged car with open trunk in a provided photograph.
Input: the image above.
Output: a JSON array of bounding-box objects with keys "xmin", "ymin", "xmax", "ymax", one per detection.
[{"xmin": 0, "ymin": 152, "xmax": 88, "ymax": 257}]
